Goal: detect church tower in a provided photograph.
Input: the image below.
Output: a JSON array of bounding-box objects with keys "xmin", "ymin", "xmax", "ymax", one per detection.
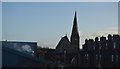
[{"xmin": 70, "ymin": 11, "xmax": 80, "ymax": 53}]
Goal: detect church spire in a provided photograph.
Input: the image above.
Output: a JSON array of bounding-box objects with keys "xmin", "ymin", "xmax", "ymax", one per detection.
[
  {"xmin": 70, "ymin": 11, "xmax": 80, "ymax": 52},
  {"xmin": 71, "ymin": 11, "xmax": 79, "ymax": 35}
]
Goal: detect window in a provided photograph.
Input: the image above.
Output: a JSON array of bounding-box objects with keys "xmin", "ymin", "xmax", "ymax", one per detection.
[
  {"xmin": 112, "ymin": 55, "xmax": 114, "ymax": 62},
  {"xmin": 113, "ymin": 42, "xmax": 116, "ymax": 49}
]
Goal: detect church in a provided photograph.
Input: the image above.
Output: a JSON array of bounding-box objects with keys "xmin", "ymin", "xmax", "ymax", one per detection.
[{"xmin": 55, "ymin": 11, "xmax": 80, "ymax": 66}]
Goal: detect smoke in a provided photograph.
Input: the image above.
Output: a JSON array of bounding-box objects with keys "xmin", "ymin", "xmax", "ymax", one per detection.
[
  {"xmin": 13, "ymin": 43, "xmax": 22, "ymax": 51},
  {"xmin": 12, "ymin": 43, "xmax": 34, "ymax": 56},
  {"xmin": 21, "ymin": 44, "xmax": 33, "ymax": 53}
]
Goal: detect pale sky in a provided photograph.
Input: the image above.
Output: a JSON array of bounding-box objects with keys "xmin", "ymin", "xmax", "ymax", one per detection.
[
  {"xmin": 2, "ymin": 0, "xmax": 120, "ymax": 2},
  {"xmin": 2, "ymin": 2, "xmax": 118, "ymax": 49}
]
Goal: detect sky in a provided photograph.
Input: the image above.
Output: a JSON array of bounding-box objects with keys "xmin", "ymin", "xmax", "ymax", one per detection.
[
  {"xmin": 2, "ymin": 0, "xmax": 120, "ymax": 2},
  {"xmin": 2, "ymin": 2, "xmax": 118, "ymax": 49}
]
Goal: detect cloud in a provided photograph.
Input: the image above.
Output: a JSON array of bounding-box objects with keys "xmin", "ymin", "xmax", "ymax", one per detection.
[
  {"xmin": 80, "ymin": 27, "xmax": 118, "ymax": 46},
  {"xmin": 91, "ymin": 27, "xmax": 118, "ymax": 37},
  {"xmin": 37, "ymin": 41, "xmax": 50, "ymax": 48}
]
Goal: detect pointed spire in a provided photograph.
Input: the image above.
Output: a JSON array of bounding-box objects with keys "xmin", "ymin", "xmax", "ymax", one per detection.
[
  {"xmin": 71, "ymin": 11, "xmax": 79, "ymax": 35},
  {"xmin": 70, "ymin": 11, "xmax": 80, "ymax": 51}
]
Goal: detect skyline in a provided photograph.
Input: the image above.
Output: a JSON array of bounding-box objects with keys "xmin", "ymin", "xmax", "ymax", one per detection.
[{"xmin": 3, "ymin": 2, "xmax": 118, "ymax": 49}]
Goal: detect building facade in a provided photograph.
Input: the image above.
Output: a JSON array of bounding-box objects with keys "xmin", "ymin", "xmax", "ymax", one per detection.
[{"xmin": 82, "ymin": 34, "xmax": 120, "ymax": 68}]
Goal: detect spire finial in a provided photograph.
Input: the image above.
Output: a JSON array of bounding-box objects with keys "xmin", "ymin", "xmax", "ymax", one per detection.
[
  {"xmin": 75, "ymin": 10, "xmax": 77, "ymax": 15},
  {"xmin": 66, "ymin": 34, "xmax": 67, "ymax": 36}
]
